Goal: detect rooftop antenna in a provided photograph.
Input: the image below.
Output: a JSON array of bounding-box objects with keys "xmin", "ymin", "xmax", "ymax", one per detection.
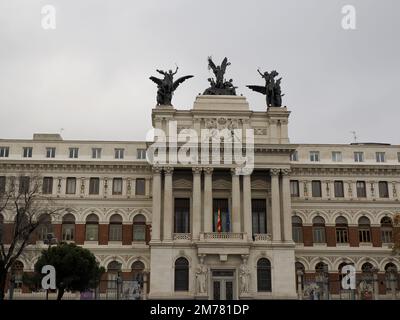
[{"xmin": 350, "ymin": 131, "xmax": 357, "ymax": 143}]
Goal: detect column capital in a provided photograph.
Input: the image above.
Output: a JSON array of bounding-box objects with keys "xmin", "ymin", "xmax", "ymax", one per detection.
[
  {"xmin": 270, "ymin": 168, "xmax": 280, "ymax": 176},
  {"xmin": 152, "ymin": 166, "xmax": 162, "ymax": 174},
  {"xmin": 164, "ymin": 166, "xmax": 174, "ymax": 175},
  {"xmin": 204, "ymin": 167, "xmax": 214, "ymax": 175},
  {"xmin": 192, "ymin": 167, "xmax": 202, "ymax": 175},
  {"xmin": 281, "ymin": 168, "xmax": 291, "ymax": 176},
  {"xmin": 230, "ymin": 168, "xmax": 240, "ymax": 176}
]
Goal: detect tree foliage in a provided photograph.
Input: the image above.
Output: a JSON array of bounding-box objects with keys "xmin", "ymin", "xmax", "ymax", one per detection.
[{"xmin": 35, "ymin": 243, "xmax": 104, "ymax": 300}]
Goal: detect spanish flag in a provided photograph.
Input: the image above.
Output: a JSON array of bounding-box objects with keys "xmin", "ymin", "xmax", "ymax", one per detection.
[{"xmin": 217, "ymin": 208, "xmax": 222, "ymax": 233}]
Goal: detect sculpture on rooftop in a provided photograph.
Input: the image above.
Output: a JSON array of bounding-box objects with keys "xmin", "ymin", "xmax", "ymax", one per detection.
[
  {"xmin": 203, "ymin": 56, "xmax": 237, "ymax": 95},
  {"xmin": 247, "ymin": 69, "xmax": 284, "ymax": 107},
  {"xmin": 149, "ymin": 66, "xmax": 193, "ymax": 106}
]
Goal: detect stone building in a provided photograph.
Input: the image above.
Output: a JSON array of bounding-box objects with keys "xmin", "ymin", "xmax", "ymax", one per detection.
[{"xmin": 0, "ymin": 94, "xmax": 399, "ymax": 299}]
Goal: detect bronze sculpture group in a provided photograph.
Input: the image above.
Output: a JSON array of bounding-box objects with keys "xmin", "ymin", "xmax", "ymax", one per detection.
[{"xmin": 149, "ymin": 56, "xmax": 284, "ymax": 107}]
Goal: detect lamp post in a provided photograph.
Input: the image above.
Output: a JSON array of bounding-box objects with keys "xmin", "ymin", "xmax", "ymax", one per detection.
[{"xmin": 43, "ymin": 232, "xmax": 58, "ymax": 300}]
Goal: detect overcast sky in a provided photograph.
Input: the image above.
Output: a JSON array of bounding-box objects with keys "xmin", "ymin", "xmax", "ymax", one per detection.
[{"xmin": 0, "ymin": 0, "xmax": 399, "ymax": 144}]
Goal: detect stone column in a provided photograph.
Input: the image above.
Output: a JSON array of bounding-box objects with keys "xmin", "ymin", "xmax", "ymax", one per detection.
[
  {"xmin": 192, "ymin": 167, "xmax": 202, "ymax": 240},
  {"xmin": 163, "ymin": 166, "xmax": 174, "ymax": 241},
  {"xmin": 203, "ymin": 167, "xmax": 213, "ymax": 233},
  {"xmin": 281, "ymin": 169, "xmax": 292, "ymax": 242},
  {"xmin": 231, "ymin": 169, "xmax": 241, "ymax": 233},
  {"xmin": 270, "ymin": 168, "xmax": 281, "ymax": 241},
  {"xmin": 242, "ymin": 174, "xmax": 252, "ymax": 240},
  {"xmin": 151, "ymin": 167, "xmax": 162, "ymax": 241}
]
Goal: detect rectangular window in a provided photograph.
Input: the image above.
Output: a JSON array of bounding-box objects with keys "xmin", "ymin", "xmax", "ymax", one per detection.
[
  {"xmin": 359, "ymin": 228, "xmax": 371, "ymax": 243},
  {"xmin": 174, "ymin": 198, "xmax": 190, "ymax": 233},
  {"xmin": 89, "ymin": 178, "xmax": 100, "ymax": 195},
  {"xmin": 379, "ymin": 181, "xmax": 389, "ymax": 198},
  {"xmin": 290, "ymin": 151, "xmax": 298, "ymax": 161},
  {"xmin": 376, "ymin": 152, "xmax": 385, "ymax": 163},
  {"xmin": 311, "ymin": 180, "xmax": 322, "ymax": 197},
  {"xmin": 0, "ymin": 147, "xmax": 9, "ymax": 158},
  {"xmin": 356, "ymin": 181, "xmax": 366, "ymax": 198},
  {"xmin": 332, "ymin": 151, "xmax": 342, "ymax": 162},
  {"xmin": 133, "ymin": 224, "xmax": 146, "ymax": 241},
  {"xmin": 109, "ymin": 224, "xmax": 122, "ymax": 241},
  {"xmin": 112, "ymin": 178, "xmax": 123, "ymax": 195},
  {"xmin": 114, "ymin": 148, "xmax": 124, "ymax": 159},
  {"xmin": 310, "ymin": 151, "xmax": 320, "ymax": 162},
  {"xmin": 42, "ymin": 177, "xmax": 53, "ymax": 194},
  {"xmin": 137, "ymin": 149, "xmax": 146, "ymax": 160},
  {"xmin": 290, "ymin": 180, "xmax": 299, "ymax": 197},
  {"xmin": 252, "ymin": 199, "xmax": 267, "ymax": 234},
  {"xmin": 66, "ymin": 177, "xmax": 76, "ymax": 194},
  {"xmin": 135, "ymin": 178, "xmax": 145, "ymax": 195},
  {"xmin": 69, "ymin": 148, "xmax": 79, "ymax": 159},
  {"xmin": 313, "ymin": 227, "xmax": 326, "ymax": 243},
  {"xmin": 354, "ymin": 152, "xmax": 364, "ymax": 162},
  {"xmin": 19, "ymin": 176, "xmax": 30, "ymax": 193},
  {"xmin": 336, "ymin": 228, "xmax": 348, "ymax": 243},
  {"xmin": 334, "ymin": 181, "xmax": 344, "ymax": 197},
  {"xmin": 23, "ymin": 147, "xmax": 32, "ymax": 158},
  {"xmin": 92, "ymin": 148, "xmax": 102, "ymax": 159},
  {"xmin": 46, "ymin": 147, "xmax": 56, "ymax": 158},
  {"xmin": 213, "ymin": 199, "xmax": 230, "ymax": 232},
  {"xmin": 85, "ymin": 224, "xmax": 98, "ymax": 241},
  {"xmin": 62, "ymin": 224, "xmax": 74, "ymax": 241},
  {"xmin": 0, "ymin": 176, "xmax": 6, "ymax": 194}
]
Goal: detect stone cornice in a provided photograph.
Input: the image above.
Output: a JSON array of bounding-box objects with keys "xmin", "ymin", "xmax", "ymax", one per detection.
[{"xmin": 291, "ymin": 165, "xmax": 400, "ymax": 177}]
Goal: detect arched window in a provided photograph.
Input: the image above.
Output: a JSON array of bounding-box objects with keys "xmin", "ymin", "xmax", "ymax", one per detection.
[
  {"xmin": 14, "ymin": 211, "xmax": 29, "ymax": 240},
  {"xmin": 381, "ymin": 217, "xmax": 393, "ymax": 243},
  {"xmin": 295, "ymin": 262, "xmax": 305, "ymax": 291},
  {"xmin": 62, "ymin": 213, "xmax": 75, "ymax": 241},
  {"xmin": 292, "ymin": 216, "xmax": 303, "ymax": 243},
  {"xmin": 312, "ymin": 216, "xmax": 326, "ymax": 243},
  {"xmin": 384, "ymin": 263, "xmax": 398, "ymax": 293},
  {"xmin": 174, "ymin": 257, "xmax": 189, "ymax": 291},
  {"xmin": 109, "ymin": 214, "xmax": 122, "ymax": 241},
  {"xmin": 107, "ymin": 261, "xmax": 122, "ymax": 290},
  {"xmin": 37, "ymin": 214, "xmax": 52, "ymax": 241},
  {"xmin": 335, "ymin": 216, "xmax": 348, "ymax": 243},
  {"xmin": 11, "ymin": 261, "xmax": 24, "ymax": 289},
  {"xmin": 358, "ymin": 217, "xmax": 371, "ymax": 243},
  {"xmin": 85, "ymin": 214, "xmax": 99, "ymax": 241},
  {"xmin": 132, "ymin": 261, "xmax": 145, "ymax": 289},
  {"xmin": 361, "ymin": 262, "xmax": 374, "ymax": 281},
  {"xmin": 133, "ymin": 214, "xmax": 146, "ymax": 241},
  {"xmin": 257, "ymin": 258, "xmax": 272, "ymax": 292}
]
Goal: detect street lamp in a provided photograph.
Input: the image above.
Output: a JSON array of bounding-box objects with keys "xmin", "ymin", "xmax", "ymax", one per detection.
[{"xmin": 43, "ymin": 232, "xmax": 58, "ymax": 300}]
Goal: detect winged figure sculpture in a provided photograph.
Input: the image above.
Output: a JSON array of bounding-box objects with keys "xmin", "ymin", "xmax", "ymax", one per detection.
[{"xmin": 247, "ymin": 69, "xmax": 284, "ymax": 107}]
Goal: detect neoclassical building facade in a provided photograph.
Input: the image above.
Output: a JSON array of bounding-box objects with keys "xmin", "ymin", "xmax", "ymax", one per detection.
[{"xmin": 0, "ymin": 95, "xmax": 399, "ymax": 299}]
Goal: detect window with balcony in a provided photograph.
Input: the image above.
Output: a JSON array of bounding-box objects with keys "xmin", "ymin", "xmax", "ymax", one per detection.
[
  {"xmin": 290, "ymin": 180, "xmax": 299, "ymax": 197},
  {"xmin": 213, "ymin": 199, "xmax": 230, "ymax": 232},
  {"xmin": 174, "ymin": 198, "xmax": 190, "ymax": 234},
  {"xmin": 252, "ymin": 199, "xmax": 267, "ymax": 234},
  {"xmin": 334, "ymin": 180, "xmax": 344, "ymax": 197}
]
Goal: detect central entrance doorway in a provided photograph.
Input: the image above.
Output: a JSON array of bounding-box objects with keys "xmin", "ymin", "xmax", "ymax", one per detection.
[{"xmin": 211, "ymin": 270, "xmax": 236, "ymax": 300}]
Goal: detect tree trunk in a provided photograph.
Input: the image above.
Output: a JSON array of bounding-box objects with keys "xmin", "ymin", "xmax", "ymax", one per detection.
[
  {"xmin": 57, "ymin": 287, "xmax": 64, "ymax": 300},
  {"xmin": 0, "ymin": 268, "xmax": 7, "ymax": 300}
]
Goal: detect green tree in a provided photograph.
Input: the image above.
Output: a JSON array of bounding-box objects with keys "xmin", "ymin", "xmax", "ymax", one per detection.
[{"xmin": 35, "ymin": 243, "xmax": 104, "ymax": 300}]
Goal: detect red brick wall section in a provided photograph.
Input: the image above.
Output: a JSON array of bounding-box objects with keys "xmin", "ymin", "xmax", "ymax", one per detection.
[
  {"xmin": 99, "ymin": 272, "xmax": 108, "ymax": 293},
  {"xmin": 378, "ymin": 273, "xmax": 386, "ymax": 294},
  {"xmin": 122, "ymin": 224, "xmax": 132, "ymax": 245},
  {"xmin": 98, "ymin": 224, "xmax": 108, "ymax": 245},
  {"xmin": 371, "ymin": 227, "xmax": 382, "ymax": 247},
  {"xmin": 325, "ymin": 226, "xmax": 336, "ymax": 247},
  {"xmin": 75, "ymin": 224, "xmax": 85, "ymax": 244},
  {"xmin": 53, "ymin": 224, "xmax": 62, "ymax": 242},
  {"xmin": 329, "ymin": 273, "xmax": 340, "ymax": 294},
  {"xmin": 3, "ymin": 223, "xmax": 14, "ymax": 244},
  {"xmin": 348, "ymin": 227, "xmax": 359, "ymax": 247},
  {"xmin": 303, "ymin": 226, "xmax": 313, "ymax": 246}
]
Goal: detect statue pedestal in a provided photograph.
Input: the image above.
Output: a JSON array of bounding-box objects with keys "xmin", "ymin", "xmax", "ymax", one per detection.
[
  {"xmin": 239, "ymin": 292, "xmax": 253, "ymax": 300},
  {"xmin": 192, "ymin": 95, "xmax": 250, "ymax": 111},
  {"xmin": 195, "ymin": 293, "xmax": 208, "ymax": 300}
]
